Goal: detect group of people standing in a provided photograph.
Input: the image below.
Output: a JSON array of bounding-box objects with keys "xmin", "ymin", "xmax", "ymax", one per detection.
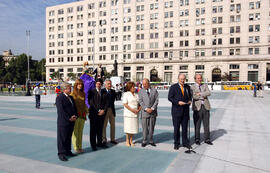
[
  {"xmin": 56, "ymin": 78, "xmax": 118, "ymax": 161},
  {"xmin": 55, "ymin": 73, "xmax": 213, "ymax": 162}
]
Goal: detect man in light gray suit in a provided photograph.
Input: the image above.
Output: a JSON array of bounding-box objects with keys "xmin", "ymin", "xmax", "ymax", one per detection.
[
  {"xmin": 138, "ymin": 78, "xmax": 159, "ymax": 147},
  {"xmin": 191, "ymin": 74, "xmax": 213, "ymax": 145}
]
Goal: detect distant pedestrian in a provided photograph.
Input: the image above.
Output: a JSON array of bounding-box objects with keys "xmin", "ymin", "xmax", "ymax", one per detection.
[
  {"xmin": 55, "ymin": 86, "xmax": 61, "ymax": 105},
  {"xmin": 253, "ymin": 83, "xmax": 257, "ymax": 97},
  {"xmin": 33, "ymin": 83, "xmax": 43, "ymax": 109},
  {"xmin": 0, "ymin": 85, "xmax": 3, "ymax": 93},
  {"xmin": 8, "ymin": 85, "xmax": 11, "ymax": 93},
  {"xmin": 12, "ymin": 85, "xmax": 15, "ymax": 93},
  {"xmin": 257, "ymin": 81, "xmax": 263, "ymax": 98}
]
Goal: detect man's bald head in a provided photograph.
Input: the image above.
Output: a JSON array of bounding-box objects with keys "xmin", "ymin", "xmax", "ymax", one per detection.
[
  {"xmin": 142, "ymin": 78, "xmax": 150, "ymax": 89},
  {"xmin": 178, "ymin": 73, "xmax": 186, "ymax": 86}
]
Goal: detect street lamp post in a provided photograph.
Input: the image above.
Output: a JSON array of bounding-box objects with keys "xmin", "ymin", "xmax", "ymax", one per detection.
[{"xmin": 25, "ymin": 30, "xmax": 31, "ymax": 96}]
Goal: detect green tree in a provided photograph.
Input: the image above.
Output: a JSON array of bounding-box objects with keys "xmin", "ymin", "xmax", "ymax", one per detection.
[
  {"xmin": 50, "ymin": 70, "xmax": 61, "ymax": 80},
  {"xmin": 104, "ymin": 70, "xmax": 112, "ymax": 79},
  {"xmin": 67, "ymin": 72, "xmax": 77, "ymax": 81},
  {"xmin": 0, "ymin": 56, "xmax": 6, "ymax": 83},
  {"xmin": 3, "ymin": 54, "xmax": 45, "ymax": 84}
]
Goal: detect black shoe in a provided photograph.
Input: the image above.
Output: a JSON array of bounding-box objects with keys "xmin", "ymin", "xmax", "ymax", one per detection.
[
  {"xmin": 195, "ymin": 140, "xmax": 201, "ymax": 145},
  {"xmin": 96, "ymin": 143, "xmax": 103, "ymax": 147},
  {"xmin": 149, "ymin": 142, "xmax": 156, "ymax": 147},
  {"xmin": 183, "ymin": 144, "xmax": 192, "ymax": 149},
  {"xmin": 92, "ymin": 147, "xmax": 97, "ymax": 151},
  {"xmin": 174, "ymin": 145, "xmax": 179, "ymax": 150},
  {"xmin": 110, "ymin": 140, "xmax": 118, "ymax": 145},
  {"xmin": 141, "ymin": 143, "xmax": 147, "ymax": 147},
  {"xmin": 66, "ymin": 152, "xmax": 76, "ymax": 157},
  {"xmin": 58, "ymin": 155, "xmax": 68, "ymax": 161},
  {"xmin": 98, "ymin": 143, "xmax": 108, "ymax": 148},
  {"xmin": 205, "ymin": 140, "xmax": 213, "ymax": 145}
]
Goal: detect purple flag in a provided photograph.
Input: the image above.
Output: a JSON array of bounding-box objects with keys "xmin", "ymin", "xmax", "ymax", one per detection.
[{"xmin": 80, "ymin": 74, "xmax": 95, "ymax": 108}]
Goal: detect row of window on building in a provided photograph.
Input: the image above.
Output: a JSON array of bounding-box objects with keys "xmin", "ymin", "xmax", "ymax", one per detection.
[
  {"xmin": 48, "ymin": 0, "xmax": 264, "ymax": 17},
  {"xmin": 48, "ymin": 45, "xmax": 270, "ymax": 61}
]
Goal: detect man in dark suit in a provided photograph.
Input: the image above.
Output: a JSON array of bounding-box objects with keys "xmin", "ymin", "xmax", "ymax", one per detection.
[
  {"xmin": 88, "ymin": 79, "xmax": 107, "ymax": 151},
  {"xmin": 168, "ymin": 74, "xmax": 192, "ymax": 150},
  {"xmin": 56, "ymin": 82, "xmax": 77, "ymax": 161},
  {"xmin": 102, "ymin": 79, "xmax": 118, "ymax": 145}
]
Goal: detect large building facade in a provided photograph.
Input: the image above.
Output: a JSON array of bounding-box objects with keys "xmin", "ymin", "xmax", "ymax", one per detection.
[{"xmin": 46, "ymin": 0, "xmax": 270, "ymax": 83}]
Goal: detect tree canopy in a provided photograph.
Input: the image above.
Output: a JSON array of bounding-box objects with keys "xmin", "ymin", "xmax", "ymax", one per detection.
[{"xmin": 0, "ymin": 54, "xmax": 46, "ymax": 84}]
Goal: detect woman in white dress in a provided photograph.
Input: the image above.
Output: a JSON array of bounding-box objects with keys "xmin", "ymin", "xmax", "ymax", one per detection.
[{"xmin": 123, "ymin": 82, "xmax": 141, "ymax": 147}]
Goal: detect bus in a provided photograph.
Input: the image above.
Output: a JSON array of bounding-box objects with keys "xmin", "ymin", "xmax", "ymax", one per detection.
[{"xmin": 221, "ymin": 81, "xmax": 253, "ymax": 90}]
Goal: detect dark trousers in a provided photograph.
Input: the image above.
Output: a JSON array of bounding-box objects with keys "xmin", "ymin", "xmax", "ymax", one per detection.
[
  {"xmin": 89, "ymin": 114, "xmax": 105, "ymax": 148},
  {"xmin": 57, "ymin": 124, "xmax": 74, "ymax": 156},
  {"xmin": 172, "ymin": 115, "xmax": 189, "ymax": 146},
  {"xmin": 193, "ymin": 105, "xmax": 210, "ymax": 141},
  {"xmin": 35, "ymin": 95, "xmax": 40, "ymax": 108}
]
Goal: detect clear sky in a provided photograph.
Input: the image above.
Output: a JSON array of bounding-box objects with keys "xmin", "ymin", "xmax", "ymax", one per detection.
[{"xmin": 0, "ymin": 0, "xmax": 76, "ymax": 60}]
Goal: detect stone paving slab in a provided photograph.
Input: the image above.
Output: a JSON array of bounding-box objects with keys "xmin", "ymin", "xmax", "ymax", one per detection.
[{"xmin": 0, "ymin": 90, "xmax": 269, "ymax": 173}]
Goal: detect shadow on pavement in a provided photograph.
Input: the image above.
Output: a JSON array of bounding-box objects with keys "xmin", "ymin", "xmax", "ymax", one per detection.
[{"xmin": 190, "ymin": 128, "xmax": 227, "ymax": 145}]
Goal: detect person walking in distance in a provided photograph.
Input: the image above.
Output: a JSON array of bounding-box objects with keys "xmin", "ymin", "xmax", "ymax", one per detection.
[
  {"xmin": 33, "ymin": 83, "xmax": 43, "ymax": 109},
  {"xmin": 257, "ymin": 81, "xmax": 263, "ymax": 98},
  {"xmin": 138, "ymin": 78, "xmax": 159, "ymax": 147},
  {"xmin": 191, "ymin": 74, "xmax": 213, "ymax": 145}
]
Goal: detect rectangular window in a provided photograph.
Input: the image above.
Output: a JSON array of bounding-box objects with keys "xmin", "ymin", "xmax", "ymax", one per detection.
[
  {"xmin": 248, "ymin": 71, "xmax": 258, "ymax": 82},
  {"xmin": 230, "ymin": 64, "xmax": 240, "ymax": 69},
  {"xmin": 230, "ymin": 71, "xmax": 239, "ymax": 81},
  {"xmin": 180, "ymin": 65, "xmax": 188, "ymax": 70},
  {"xmin": 195, "ymin": 65, "xmax": 204, "ymax": 70}
]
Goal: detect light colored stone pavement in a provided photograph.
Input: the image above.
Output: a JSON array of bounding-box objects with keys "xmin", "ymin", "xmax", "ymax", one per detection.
[
  {"xmin": 0, "ymin": 90, "xmax": 269, "ymax": 173},
  {"xmin": 192, "ymin": 91, "xmax": 270, "ymax": 173}
]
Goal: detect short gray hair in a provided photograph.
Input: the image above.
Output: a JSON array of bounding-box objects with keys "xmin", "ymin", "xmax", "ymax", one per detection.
[
  {"xmin": 61, "ymin": 82, "xmax": 71, "ymax": 91},
  {"xmin": 194, "ymin": 73, "xmax": 203, "ymax": 80},
  {"xmin": 105, "ymin": 79, "xmax": 111, "ymax": 83},
  {"xmin": 178, "ymin": 73, "xmax": 186, "ymax": 79},
  {"xmin": 142, "ymin": 78, "xmax": 150, "ymax": 84}
]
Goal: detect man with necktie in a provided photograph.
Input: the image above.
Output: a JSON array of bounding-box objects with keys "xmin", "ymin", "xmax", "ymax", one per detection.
[
  {"xmin": 191, "ymin": 74, "xmax": 213, "ymax": 145},
  {"xmin": 102, "ymin": 79, "xmax": 118, "ymax": 145},
  {"xmin": 168, "ymin": 74, "xmax": 192, "ymax": 150},
  {"xmin": 138, "ymin": 78, "xmax": 159, "ymax": 147},
  {"xmin": 56, "ymin": 82, "xmax": 78, "ymax": 161},
  {"xmin": 88, "ymin": 78, "xmax": 107, "ymax": 151}
]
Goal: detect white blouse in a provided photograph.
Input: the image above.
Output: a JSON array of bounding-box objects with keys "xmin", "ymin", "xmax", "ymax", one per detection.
[{"xmin": 122, "ymin": 92, "xmax": 139, "ymax": 118}]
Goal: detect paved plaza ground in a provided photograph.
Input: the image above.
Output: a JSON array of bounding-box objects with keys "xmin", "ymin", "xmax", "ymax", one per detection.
[{"xmin": 0, "ymin": 90, "xmax": 269, "ymax": 173}]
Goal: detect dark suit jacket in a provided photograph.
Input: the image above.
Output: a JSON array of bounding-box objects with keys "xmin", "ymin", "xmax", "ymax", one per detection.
[
  {"xmin": 168, "ymin": 83, "xmax": 192, "ymax": 117},
  {"xmin": 101, "ymin": 88, "xmax": 116, "ymax": 117},
  {"xmin": 88, "ymin": 88, "xmax": 107, "ymax": 116},
  {"xmin": 56, "ymin": 93, "xmax": 78, "ymax": 126}
]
